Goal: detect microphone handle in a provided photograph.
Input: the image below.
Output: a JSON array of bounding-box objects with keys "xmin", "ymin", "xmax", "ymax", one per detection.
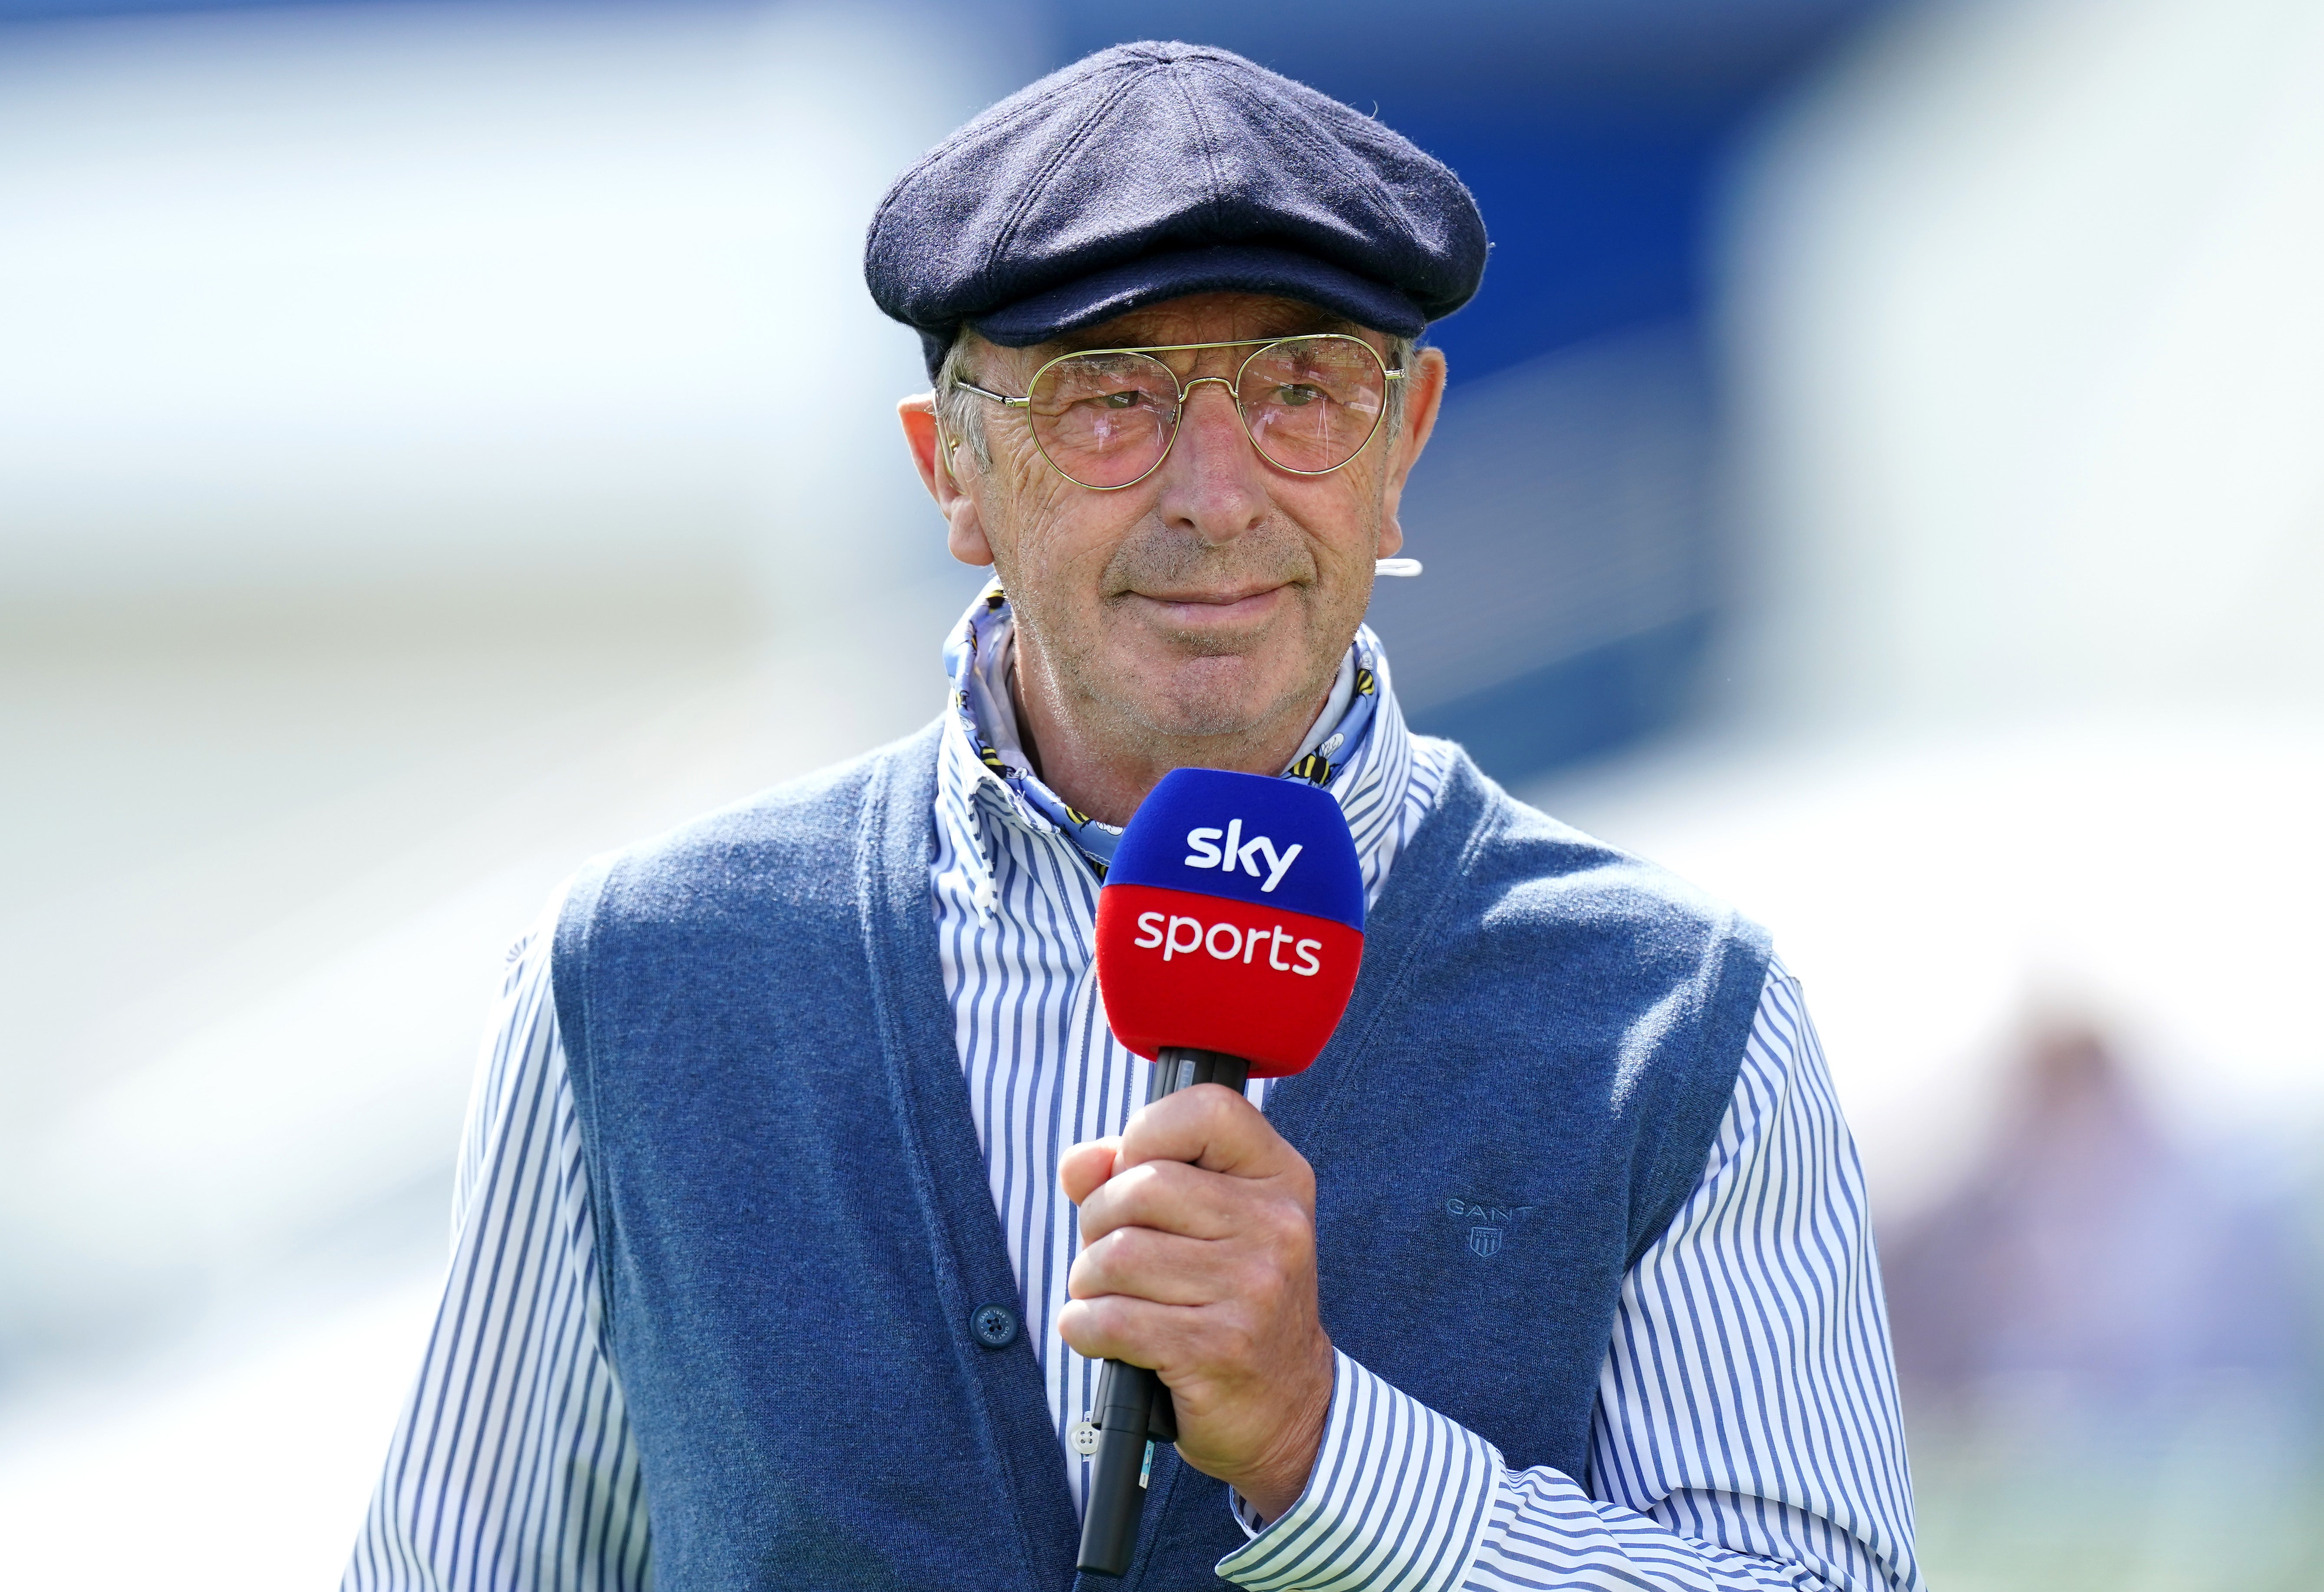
[{"xmin": 1075, "ymin": 1046, "xmax": 1251, "ymax": 1576}]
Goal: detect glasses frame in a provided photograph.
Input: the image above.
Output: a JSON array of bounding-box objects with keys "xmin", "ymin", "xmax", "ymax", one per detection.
[{"xmin": 950, "ymin": 333, "xmax": 1405, "ymax": 491}]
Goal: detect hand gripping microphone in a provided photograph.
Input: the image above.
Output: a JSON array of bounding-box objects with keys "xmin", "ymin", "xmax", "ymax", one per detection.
[{"xmin": 1076, "ymin": 766, "xmax": 1365, "ymax": 1576}]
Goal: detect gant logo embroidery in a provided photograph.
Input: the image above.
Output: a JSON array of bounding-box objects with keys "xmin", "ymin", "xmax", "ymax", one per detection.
[{"xmin": 1446, "ymin": 1197, "xmax": 1533, "ymax": 1260}]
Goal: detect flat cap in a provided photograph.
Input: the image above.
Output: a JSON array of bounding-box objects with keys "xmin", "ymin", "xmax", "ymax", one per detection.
[{"xmin": 866, "ymin": 41, "xmax": 1489, "ymax": 379}]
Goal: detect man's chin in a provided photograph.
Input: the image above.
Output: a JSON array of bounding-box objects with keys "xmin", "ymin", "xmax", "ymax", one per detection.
[
  {"xmin": 1134, "ymin": 706, "xmax": 1274, "ymax": 741},
  {"xmin": 1110, "ymin": 656, "xmax": 1322, "ymax": 744}
]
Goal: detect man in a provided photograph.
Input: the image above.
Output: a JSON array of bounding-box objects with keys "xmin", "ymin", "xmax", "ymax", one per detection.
[{"xmin": 348, "ymin": 42, "xmax": 1919, "ymax": 1592}]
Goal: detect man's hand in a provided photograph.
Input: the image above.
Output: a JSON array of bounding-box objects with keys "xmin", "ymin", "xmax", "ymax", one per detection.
[{"xmin": 1057, "ymin": 1083, "xmax": 1333, "ymax": 1523}]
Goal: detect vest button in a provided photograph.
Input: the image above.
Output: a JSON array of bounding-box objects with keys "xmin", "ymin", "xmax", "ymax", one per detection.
[{"xmin": 971, "ymin": 1304, "xmax": 1019, "ymax": 1348}]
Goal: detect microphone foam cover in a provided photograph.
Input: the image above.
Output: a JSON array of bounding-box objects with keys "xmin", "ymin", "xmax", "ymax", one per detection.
[{"xmin": 1096, "ymin": 767, "xmax": 1364, "ymax": 1078}]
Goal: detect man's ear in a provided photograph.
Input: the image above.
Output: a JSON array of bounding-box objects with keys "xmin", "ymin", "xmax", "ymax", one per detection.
[
  {"xmin": 898, "ymin": 393, "xmax": 995, "ymax": 568},
  {"xmin": 1376, "ymin": 346, "xmax": 1448, "ymax": 558}
]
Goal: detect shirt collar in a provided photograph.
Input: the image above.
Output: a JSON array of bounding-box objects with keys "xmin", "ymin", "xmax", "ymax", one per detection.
[{"xmin": 935, "ymin": 578, "xmax": 1419, "ymax": 902}]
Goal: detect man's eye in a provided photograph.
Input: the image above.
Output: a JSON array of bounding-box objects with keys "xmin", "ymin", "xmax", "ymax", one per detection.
[
  {"xmin": 1100, "ymin": 389, "xmax": 1144, "ymax": 408},
  {"xmin": 1275, "ymin": 384, "xmax": 1323, "ymax": 407}
]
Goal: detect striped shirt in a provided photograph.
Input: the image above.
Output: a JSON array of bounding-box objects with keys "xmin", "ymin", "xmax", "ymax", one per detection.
[{"xmin": 346, "ymin": 587, "xmax": 1921, "ymax": 1592}]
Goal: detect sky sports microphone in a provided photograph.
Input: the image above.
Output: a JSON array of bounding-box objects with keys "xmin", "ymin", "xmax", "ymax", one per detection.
[{"xmin": 1076, "ymin": 766, "xmax": 1365, "ymax": 1576}]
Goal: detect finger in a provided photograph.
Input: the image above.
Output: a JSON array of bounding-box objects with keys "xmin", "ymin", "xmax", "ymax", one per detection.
[
  {"xmin": 1067, "ymin": 1224, "xmax": 1230, "ymax": 1309},
  {"xmin": 1058, "ymin": 1136, "xmax": 1124, "ymax": 1208},
  {"xmin": 1056, "ymin": 1291, "xmax": 1216, "ymax": 1370},
  {"xmin": 1075, "ymin": 1158, "xmax": 1256, "ymax": 1248},
  {"xmin": 1119, "ymin": 1084, "xmax": 1310, "ymax": 1188},
  {"xmin": 1073, "ymin": 1201, "xmax": 1313, "ymax": 1313}
]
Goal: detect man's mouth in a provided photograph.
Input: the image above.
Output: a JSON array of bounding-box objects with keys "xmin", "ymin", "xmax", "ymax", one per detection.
[{"xmin": 1124, "ymin": 583, "xmax": 1289, "ymax": 626}]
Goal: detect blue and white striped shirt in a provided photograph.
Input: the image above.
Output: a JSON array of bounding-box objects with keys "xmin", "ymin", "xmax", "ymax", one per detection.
[{"xmin": 346, "ymin": 587, "xmax": 1920, "ymax": 1592}]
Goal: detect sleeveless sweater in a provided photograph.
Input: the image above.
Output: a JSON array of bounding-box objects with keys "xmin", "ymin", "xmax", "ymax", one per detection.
[{"xmin": 552, "ymin": 722, "xmax": 1770, "ymax": 1590}]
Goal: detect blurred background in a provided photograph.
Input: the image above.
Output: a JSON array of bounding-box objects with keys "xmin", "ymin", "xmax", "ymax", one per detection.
[{"xmin": 2, "ymin": 0, "xmax": 2319, "ymax": 1586}]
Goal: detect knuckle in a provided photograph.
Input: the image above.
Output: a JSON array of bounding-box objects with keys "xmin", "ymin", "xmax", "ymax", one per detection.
[
  {"xmin": 1131, "ymin": 1160, "xmax": 1186, "ymax": 1206},
  {"xmin": 1066, "ymin": 1248, "xmax": 1105, "ymax": 1299},
  {"xmin": 1085, "ymin": 1225, "xmax": 1168, "ymax": 1298},
  {"xmin": 1077, "ymin": 1226, "xmax": 1138, "ymax": 1282},
  {"xmin": 1075, "ymin": 1294, "xmax": 1122, "ymax": 1338},
  {"xmin": 1260, "ymin": 1198, "xmax": 1310, "ymax": 1252},
  {"xmin": 1091, "ymin": 1171, "xmax": 1144, "ymax": 1227},
  {"xmin": 1073, "ymin": 1200, "xmax": 1117, "ymax": 1249},
  {"xmin": 1103, "ymin": 1224, "xmax": 1153, "ymax": 1272}
]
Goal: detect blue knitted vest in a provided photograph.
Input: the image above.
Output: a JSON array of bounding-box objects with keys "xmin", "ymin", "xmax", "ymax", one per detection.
[{"xmin": 553, "ymin": 723, "xmax": 1768, "ymax": 1590}]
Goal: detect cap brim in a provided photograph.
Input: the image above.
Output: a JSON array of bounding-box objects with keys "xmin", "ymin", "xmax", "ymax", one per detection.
[{"xmin": 972, "ymin": 244, "xmax": 1427, "ymax": 350}]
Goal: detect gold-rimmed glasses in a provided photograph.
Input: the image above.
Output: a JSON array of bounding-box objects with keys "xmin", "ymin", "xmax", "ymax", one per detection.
[{"xmin": 951, "ymin": 333, "xmax": 1404, "ymax": 491}]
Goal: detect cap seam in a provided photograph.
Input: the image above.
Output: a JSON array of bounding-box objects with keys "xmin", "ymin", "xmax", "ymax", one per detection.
[
  {"xmin": 1260, "ymin": 102, "xmax": 1421, "ymax": 282},
  {"xmin": 867, "ymin": 76, "xmax": 1116, "ymax": 321},
  {"xmin": 984, "ymin": 62, "xmax": 1156, "ymax": 302},
  {"xmin": 1165, "ymin": 58, "xmax": 1232, "ymax": 239}
]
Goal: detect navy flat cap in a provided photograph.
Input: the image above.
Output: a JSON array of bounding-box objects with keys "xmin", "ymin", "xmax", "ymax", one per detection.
[{"xmin": 866, "ymin": 41, "xmax": 1489, "ymax": 379}]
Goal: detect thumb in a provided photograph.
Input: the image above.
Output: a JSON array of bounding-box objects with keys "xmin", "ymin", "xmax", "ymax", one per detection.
[{"xmin": 1058, "ymin": 1136, "xmax": 1124, "ymax": 1208}]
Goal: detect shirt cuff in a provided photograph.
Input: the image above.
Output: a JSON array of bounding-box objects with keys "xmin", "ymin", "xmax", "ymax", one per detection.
[{"xmin": 1216, "ymin": 1350, "xmax": 1500, "ymax": 1592}]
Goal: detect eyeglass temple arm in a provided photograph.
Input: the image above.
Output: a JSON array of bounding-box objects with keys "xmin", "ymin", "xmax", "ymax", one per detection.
[{"xmin": 952, "ymin": 379, "xmax": 1029, "ymax": 407}]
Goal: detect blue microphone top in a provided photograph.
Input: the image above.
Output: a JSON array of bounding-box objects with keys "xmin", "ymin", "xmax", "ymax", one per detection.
[{"xmin": 1108, "ymin": 767, "xmax": 1364, "ymax": 932}]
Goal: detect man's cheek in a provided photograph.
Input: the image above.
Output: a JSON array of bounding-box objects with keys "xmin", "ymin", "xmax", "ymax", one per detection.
[{"xmin": 1011, "ymin": 450, "xmax": 1093, "ymax": 535}]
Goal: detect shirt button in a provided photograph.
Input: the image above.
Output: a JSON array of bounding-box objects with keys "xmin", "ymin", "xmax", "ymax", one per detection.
[{"xmin": 971, "ymin": 1304, "xmax": 1019, "ymax": 1348}]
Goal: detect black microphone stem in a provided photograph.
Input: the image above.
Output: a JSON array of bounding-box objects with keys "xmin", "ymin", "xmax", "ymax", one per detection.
[{"xmin": 1075, "ymin": 1045, "xmax": 1250, "ymax": 1577}]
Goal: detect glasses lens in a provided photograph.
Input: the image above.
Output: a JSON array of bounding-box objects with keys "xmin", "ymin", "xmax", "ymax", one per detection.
[
  {"xmin": 1236, "ymin": 336, "xmax": 1388, "ymax": 474},
  {"xmin": 1027, "ymin": 352, "xmax": 1178, "ymax": 488}
]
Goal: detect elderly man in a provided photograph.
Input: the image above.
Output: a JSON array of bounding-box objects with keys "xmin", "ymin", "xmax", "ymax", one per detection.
[{"xmin": 348, "ymin": 42, "xmax": 1919, "ymax": 1592}]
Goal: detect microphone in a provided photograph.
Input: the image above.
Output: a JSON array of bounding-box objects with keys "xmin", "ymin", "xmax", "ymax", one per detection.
[{"xmin": 1076, "ymin": 766, "xmax": 1365, "ymax": 1576}]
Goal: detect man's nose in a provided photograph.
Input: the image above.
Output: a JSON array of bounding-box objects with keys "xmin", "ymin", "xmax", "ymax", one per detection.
[
  {"xmin": 1156, "ymin": 376, "xmax": 1267, "ymax": 538},
  {"xmin": 1167, "ymin": 376, "xmax": 1244, "ymax": 449}
]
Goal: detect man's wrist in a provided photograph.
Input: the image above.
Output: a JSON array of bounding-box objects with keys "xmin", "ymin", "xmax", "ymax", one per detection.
[
  {"xmin": 1228, "ymin": 1331, "xmax": 1336, "ymax": 1521},
  {"xmin": 1216, "ymin": 1351, "xmax": 1500, "ymax": 1592}
]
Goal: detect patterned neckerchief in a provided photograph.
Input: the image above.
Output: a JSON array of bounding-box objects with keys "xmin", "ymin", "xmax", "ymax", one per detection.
[{"xmin": 941, "ymin": 579, "xmax": 1386, "ymax": 877}]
